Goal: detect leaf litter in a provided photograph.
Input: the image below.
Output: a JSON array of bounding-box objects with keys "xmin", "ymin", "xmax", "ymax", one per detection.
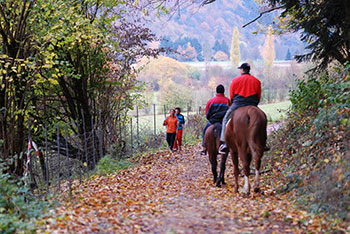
[{"xmin": 37, "ymin": 145, "xmax": 347, "ymax": 233}]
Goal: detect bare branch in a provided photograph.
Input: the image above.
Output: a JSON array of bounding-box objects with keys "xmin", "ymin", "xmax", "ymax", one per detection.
[
  {"xmin": 15, "ymin": 0, "xmax": 28, "ymax": 40},
  {"xmin": 90, "ymin": 0, "xmax": 100, "ymax": 24},
  {"xmin": 201, "ymin": 0, "xmax": 216, "ymax": 6},
  {"xmin": 242, "ymin": 5, "xmax": 284, "ymax": 28},
  {"xmin": 0, "ymin": 3, "xmax": 12, "ymax": 41}
]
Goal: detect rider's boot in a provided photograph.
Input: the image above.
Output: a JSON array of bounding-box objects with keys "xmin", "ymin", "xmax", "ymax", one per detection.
[{"xmin": 218, "ymin": 141, "xmax": 228, "ymax": 154}]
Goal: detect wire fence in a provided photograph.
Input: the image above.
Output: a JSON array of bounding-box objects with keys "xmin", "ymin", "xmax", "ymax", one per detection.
[{"xmin": 25, "ymin": 103, "xmax": 205, "ymax": 195}]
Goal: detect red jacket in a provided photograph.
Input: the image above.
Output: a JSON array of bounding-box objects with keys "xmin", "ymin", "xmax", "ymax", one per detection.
[
  {"xmin": 205, "ymin": 93, "xmax": 230, "ymax": 123},
  {"xmin": 229, "ymin": 73, "xmax": 261, "ymax": 105}
]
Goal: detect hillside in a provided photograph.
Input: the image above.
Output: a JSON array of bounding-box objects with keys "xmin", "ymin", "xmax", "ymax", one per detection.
[{"xmin": 146, "ymin": 0, "xmax": 304, "ymax": 61}]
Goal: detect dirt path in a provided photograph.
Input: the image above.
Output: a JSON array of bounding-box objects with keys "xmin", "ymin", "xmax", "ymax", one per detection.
[
  {"xmin": 38, "ymin": 144, "xmax": 317, "ymax": 233},
  {"xmin": 38, "ymin": 142, "xmax": 330, "ymax": 234}
]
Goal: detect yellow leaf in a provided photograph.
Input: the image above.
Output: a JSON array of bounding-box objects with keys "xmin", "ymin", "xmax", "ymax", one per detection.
[
  {"xmin": 324, "ymin": 159, "xmax": 330, "ymax": 163},
  {"xmin": 48, "ymin": 78, "xmax": 59, "ymax": 85},
  {"xmin": 83, "ymin": 162, "xmax": 87, "ymax": 167},
  {"xmin": 338, "ymin": 173, "xmax": 344, "ymax": 181}
]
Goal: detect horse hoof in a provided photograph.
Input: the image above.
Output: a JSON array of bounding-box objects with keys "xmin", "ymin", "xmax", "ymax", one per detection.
[
  {"xmin": 254, "ymin": 187, "xmax": 261, "ymax": 193},
  {"xmin": 242, "ymin": 193, "xmax": 250, "ymax": 198},
  {"xmin": 216, "ymin": 183, "xmax": 221, "ymax": 188},
  {"xmin": 222, "ymin": 181, "xmax": 227, "ymax": 185}
]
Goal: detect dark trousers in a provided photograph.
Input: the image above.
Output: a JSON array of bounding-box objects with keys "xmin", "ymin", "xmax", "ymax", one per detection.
[
  {"xmin": 166, "ymin": 133, "xmax": 176, "ymax": 150},
  {"xmin": 202, "ymin": 122, "xmax": 212, "ymax": 147}
]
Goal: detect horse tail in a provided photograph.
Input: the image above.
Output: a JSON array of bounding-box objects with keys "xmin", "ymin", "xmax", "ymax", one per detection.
[
  {"xmin": 247, "ymin": 107, "xmax": 267, "ymax": 154},
  {"xmin": 213, "ymin": 122, "xmax": 222, "ymax": 139},
  {"xmin": 213, "ymin": 122, "xmax": 222, "ymax": 150}
]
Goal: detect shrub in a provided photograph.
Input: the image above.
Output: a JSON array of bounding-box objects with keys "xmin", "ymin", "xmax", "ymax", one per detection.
[
  {"xmin": 182, "ymin": 113, "xmax": 207, "ymax": 145},
  {"xmin": 0, "ymin": 173, "xmax": 49, "ymax": 233},
  {"xmin": 264, "ymin": 63, "xmax": 350, "ymax": 224},
  {"xmin": 289, "ymin": 64, "xmax": 350, "ymax": 114},
  {"xmin": 96, "ymin": 155, "xmax": 132, "ymax": 175}
]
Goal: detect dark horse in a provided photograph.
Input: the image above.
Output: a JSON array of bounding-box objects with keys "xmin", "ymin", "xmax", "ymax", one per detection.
[
  {"xmin": 224, "ymin": 106, "xmax": 267, "ymax": 195},
  {"xmin": 204, "ymin": 122, "xmax": 229, "ymax": 187}
]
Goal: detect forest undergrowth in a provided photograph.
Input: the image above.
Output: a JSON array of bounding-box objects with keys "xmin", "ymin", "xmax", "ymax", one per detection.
[{"xmin": 264, "ymin": 64, "xmax": 350, "ymax": 229}]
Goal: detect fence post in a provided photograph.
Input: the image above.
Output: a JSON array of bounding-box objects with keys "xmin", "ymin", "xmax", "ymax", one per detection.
[
  {"xmin": 130, "ymin": 117, "xmax": 133, "ymax": 155},
  {"xmin": 153, "ymin": 104, "xmax": 156, "ymax": 136},
  {"xmin": 187, "ymin": 103, "xmax": 189, "ymax": 119},
  {"xmin": 81, "ymin": 109, "xmax": 89, "ymax": 177},
  {"xmin": 91, "ymin": 118, "xmax": 96, "ymax": 167},
  {"xmin": 164, "ymin": 105, "xmax": 166, "ymax": 119},
  {"xmin": 64, "ymin": 126, "xmax": 72, "ymax": 197},
  {"xmin": 136, "ymin": 106, "xmax": 139, "ymax": 151},
  {"xmin": 27, "ymin": 120, "xmax": 35, "ymax": 192},
  {"xmin": 57, "ymin": 123, "xmax": 61, "ymax": 192},
  {"xmin": 119, "ymin": 116, "xmax": 122, "ymax": 144},
  {"xmin": 76, "ymin": 119, "xmax": 82, "ymax": 184},
  {"xmin": 78, "ymin": 138, "xmax": 83, "ymax": 184},
  {"xmin": 99, "ymin": 110, "xmax": 103, "ymax": 160},
  {"xmin": 122, "ymin": 121, "xmax": 125, "ymax": 157},
  {"xmin": 45, "ymin": 125, "xmax": 49, "ymax": 193}
]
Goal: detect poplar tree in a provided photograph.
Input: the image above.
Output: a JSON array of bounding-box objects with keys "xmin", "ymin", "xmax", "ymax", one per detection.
[
  {"xmin": 230, "ymin": 26, "xmax": 240, "ymax": 69},
  {"xmin": 261, "ymin": 25, "xmax": 275, "ymax": 73}
]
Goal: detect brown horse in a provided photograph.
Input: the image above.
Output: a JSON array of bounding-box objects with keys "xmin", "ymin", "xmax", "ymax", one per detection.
[
  {"xmin": 204, "ymin": 122, "xmax": 229, "ymax": 187},
  {"xmin": 224, "ymin": 106, "xmax": 267, "ymax": 195}
]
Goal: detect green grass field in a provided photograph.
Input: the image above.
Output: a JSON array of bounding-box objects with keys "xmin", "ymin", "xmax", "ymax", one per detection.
[
  {"xmin": 134, "ymin": 110, "xmax": 200, "ymax": 134},
  {"xmin": 259, "ymin": 101, "xmax": 291, "ymax": 123},
  {"xmin": 133, "ymin": 101, "xmax": 291, "ymax": 134}
]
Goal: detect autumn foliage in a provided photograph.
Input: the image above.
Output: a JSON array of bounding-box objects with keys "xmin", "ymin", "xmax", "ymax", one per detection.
[
  {"xmin": 36, "ymin": 145, "xmax": 348, "ymax": 233},
  {"xmin": 265, "ymin": 63, "xmax": 350, "ymax": 227}
]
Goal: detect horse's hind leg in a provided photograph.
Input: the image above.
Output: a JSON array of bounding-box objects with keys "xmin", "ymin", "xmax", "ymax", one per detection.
[
  {"xmin": 216, "ymin": 152, "xmax": 228, "ymax": 187},
  {"xmin": 210, "ymin": 152, "xmax": 218, "ymax": 184},
  {"xmin": 231, "ymin": 151, "xmax": 239, "ymax": 193},
  {"xmin": 253, "ymin": 150, "xmax": 263, "ymax": 193},
  {"xmin": 241, "ymin": 148, "xmax": 251, "ymax": 195}
]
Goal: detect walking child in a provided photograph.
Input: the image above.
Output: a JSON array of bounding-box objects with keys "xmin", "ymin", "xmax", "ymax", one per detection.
[
  {"xmin": 173, "ymin": 107, "xmax": 185, "ymax": 151},
  {"xmin": 163, "ymin": 109, "xmax": 179, "ymax": 153}
]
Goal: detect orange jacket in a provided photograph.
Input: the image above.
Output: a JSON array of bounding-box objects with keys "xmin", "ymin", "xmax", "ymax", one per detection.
[{"xmin": 163, "ymin": 115, "xmax": 179, "ymax": 133}]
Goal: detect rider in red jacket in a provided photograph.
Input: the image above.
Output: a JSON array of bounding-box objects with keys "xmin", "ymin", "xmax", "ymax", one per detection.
[{"xmin": 218, "ymin": 63, "xmax": 261, "ymax": 154}]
